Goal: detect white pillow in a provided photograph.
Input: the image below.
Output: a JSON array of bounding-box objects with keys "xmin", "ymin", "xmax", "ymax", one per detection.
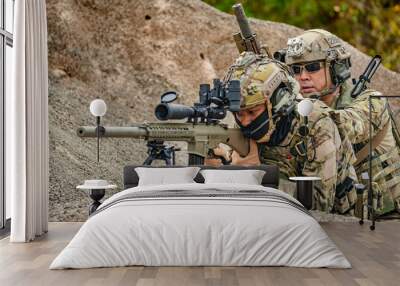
[
  {"xmin": 200, "ymin": 169, "xmax": 266, "ymax": 185},
  {"xmin": 135, "ymin": 167, "xmax": 201, "ymax": 186}
]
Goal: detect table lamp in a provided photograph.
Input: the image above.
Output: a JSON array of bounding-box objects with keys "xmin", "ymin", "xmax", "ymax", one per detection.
[
  {"xmin": 89, "ymin": 99, "xmax": 107, "ymax": 163},
  {"xmin": 77, "ymin": 99, "xmax": 115, "ymax": 215},
  {"xmin": 290, "ymin": 99, "xmax": 317, "ymax": 210}
]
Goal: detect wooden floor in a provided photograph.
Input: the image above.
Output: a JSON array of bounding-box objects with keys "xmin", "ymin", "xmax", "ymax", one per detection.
[{"xmin": 0, "ymin": 221, "xmax": 399, "ymax": 286}]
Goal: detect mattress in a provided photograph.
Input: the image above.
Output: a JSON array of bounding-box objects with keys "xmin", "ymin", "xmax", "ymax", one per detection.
[{"xmin": 50, "ymin": 183, "xmax": 351, "ymax": 269}]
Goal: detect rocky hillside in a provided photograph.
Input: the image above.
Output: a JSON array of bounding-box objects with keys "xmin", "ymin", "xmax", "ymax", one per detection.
[{"xmin": 47, "ymin": 0, "xmax": 400, "ymax": 221}]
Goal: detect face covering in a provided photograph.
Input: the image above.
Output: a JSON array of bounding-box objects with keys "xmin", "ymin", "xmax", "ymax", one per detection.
[
  {"xmin": 266, "ymin": 113, "xmax": 294, "ymax": 146},
  {"xmin": 235, "ymin": 108, "xmax": 294, "ymax": 145},
  {"xmin": 235, "ymin": 110, "xmax": 270, "ymax": 141}
]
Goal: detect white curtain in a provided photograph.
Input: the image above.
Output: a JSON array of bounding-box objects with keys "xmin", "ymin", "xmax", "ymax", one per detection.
[{"xmin": 8, "ymin": 0, "xmax": 49, "ymax": 242}]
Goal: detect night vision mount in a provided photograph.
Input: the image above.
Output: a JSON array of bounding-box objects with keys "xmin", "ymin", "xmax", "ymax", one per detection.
[{"xmin": 155, "ymin": 79, "xmax": 241, "ymax": 124}]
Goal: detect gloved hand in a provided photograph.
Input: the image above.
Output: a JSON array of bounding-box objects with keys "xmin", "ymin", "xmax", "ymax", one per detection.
[
  {"xmin": 231, "ymin": 139, "xmax": 261, "ymax": 166},
  {"xmin": 204, "ymin": 144, "xmax": 232, "ymax": 166}
]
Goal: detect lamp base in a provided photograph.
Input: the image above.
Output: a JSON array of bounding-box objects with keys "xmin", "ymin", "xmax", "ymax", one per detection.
[
  {"xmin": 296, "ymin": 181, "xmax": 313, "ymax": 210},
  {"xmin": 289, "ymin": 177, "xmax": 321, "ymax": 210},
  {"xmin": 88, "ymin": 189, "xmax": 105, "ymax": 215}
]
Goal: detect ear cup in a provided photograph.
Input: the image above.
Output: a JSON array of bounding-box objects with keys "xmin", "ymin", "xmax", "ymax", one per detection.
[{"xmin": 330, "ymin": 59, "xmax": 351, "ymax": 85}]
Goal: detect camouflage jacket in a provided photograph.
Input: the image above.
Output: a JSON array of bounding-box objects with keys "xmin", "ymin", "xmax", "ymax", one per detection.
[
  {"xmin": 260, "ymin": 100, "xmax": 357, "ymax": 212},
  {"xmin": 330, "ymin": 81, "xmax": 387, "ymax": 142},
  {"xmin": 331, "ymin": 88, "xmax": 394, "ymax": 152}
]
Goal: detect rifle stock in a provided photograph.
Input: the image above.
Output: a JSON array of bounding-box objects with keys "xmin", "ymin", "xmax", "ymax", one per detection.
[{"xmin": 77, "ymin": 123, "xmax": 249, "ymax": 159}]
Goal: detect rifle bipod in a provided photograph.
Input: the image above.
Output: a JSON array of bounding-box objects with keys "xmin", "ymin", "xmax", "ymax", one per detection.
[{"xmin": 143, "ymin": 140, "xmax": 180, "ymax": 166}]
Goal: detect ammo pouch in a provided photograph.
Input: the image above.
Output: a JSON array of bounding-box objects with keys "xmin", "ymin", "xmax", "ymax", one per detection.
[
  {"xmin": 334, "ymin": 177, "xmax": 357, "ymax": 214},
  {"xmin": 356, "ymin": 147, "xmax": 400, "ymax": 215},
  {"xmin": 355, "ymin": 185, "xmax": 367, "ymax": 218},
  {"xmin": 371, "ymin": 182, "xmax": 383, "ymax": 213}
]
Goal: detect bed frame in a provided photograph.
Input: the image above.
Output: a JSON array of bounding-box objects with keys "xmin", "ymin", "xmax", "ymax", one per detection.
[{"xmin": 123, "ymin": 164, "xmax": 280, "ymax": 189}]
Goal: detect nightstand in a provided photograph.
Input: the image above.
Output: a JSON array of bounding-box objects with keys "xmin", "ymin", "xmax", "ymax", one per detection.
[
  {"xmin": 289, "ymin": 176, "xmax": 321, "ymax": 210},
  {"xmin": 77, "ymin": 180, "xmax": 117, "ymax": 215}
]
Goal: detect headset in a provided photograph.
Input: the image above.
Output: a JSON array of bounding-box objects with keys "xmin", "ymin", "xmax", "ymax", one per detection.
[{"xmin": 329, "ymin": 57, "xmax": 352, "ymax": 86}]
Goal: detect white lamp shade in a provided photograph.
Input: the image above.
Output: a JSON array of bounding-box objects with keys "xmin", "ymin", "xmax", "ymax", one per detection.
[
  {"xmin": 297, "ymin": 99, "xmax": 313, "ymax": 117},
  {"xmin": 90, "ymin": 99, "xmax": 107, "ymax": 117}
]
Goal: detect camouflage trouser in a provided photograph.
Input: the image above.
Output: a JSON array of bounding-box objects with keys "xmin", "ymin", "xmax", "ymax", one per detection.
[
  {"xmin": 356, "ymin": 147, "xmax": 400, "ymax": 216},
  {"xmin": 279, "ymin": 177, "xmax": 362, "ymax": 216}
]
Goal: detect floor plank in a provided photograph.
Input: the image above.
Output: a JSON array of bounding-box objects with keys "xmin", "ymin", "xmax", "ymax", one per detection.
[{"xmin": 0, "ymin": 221, "xmax": 399, "ymax": 286}]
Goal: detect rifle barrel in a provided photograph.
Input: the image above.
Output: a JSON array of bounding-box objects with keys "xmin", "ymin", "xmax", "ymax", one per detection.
[
  {"xmin": 77, "ymin": 126, "xmax": 147, "ymax": 138},
  {"xmin": 232, "ymin": 4, "xmax": 253, "ymax": 39}
]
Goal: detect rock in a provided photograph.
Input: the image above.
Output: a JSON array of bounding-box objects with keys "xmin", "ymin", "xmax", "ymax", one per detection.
[
  {"xmin": 46, "ymin": 0, "xmax": 400, "ymax": 221},
  {"xmin": 50, "ymin": 68, "xmax": 68, "ymax": 79}
]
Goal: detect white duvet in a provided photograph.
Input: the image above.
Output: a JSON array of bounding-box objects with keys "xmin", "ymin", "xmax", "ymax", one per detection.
[{"xmin": 50, "ymin": 183, "xmax": 351, "ymax": 269}]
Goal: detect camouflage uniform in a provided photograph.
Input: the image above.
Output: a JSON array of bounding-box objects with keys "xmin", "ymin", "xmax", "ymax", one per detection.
[
  {"xmin": 259, "ymin": 99, "xmax": 358, "ymax": 212},
  {"xmin": 286, "ymin": 29, "xmax": 400, "ymax": 215},
  {"xmin": 225, "ymin": 52, "xmax": 357, "ymax": 212}
]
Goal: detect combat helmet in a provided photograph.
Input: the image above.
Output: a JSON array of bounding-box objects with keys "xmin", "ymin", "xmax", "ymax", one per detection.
[
  {"xmin": 224, "ymin": 52, "xmax": 298, "ymax": 143},
  {"xmin": 285, "ymin": 29, "xmax": 351, "ymax": 96}
]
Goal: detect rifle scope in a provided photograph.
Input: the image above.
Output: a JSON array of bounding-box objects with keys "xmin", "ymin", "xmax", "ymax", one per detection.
[
  {"xmin": 155, "ymin": 79, "xmax": 240, "ymax": 123},
  {"xmin": 155, "ymin": 103, "xmax": 196, "ymax": 121}
]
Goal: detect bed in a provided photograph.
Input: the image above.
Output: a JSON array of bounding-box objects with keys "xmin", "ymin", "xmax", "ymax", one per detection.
[{"xmin": 50, "ymin": 165, "xmax": 350, "ymax": 269}]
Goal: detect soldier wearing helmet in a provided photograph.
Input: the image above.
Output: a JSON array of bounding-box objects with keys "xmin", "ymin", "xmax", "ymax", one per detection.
[
  {"xmin": 285, "ymin": 29, "xmax": 400, "ymax": 216},
  {"xmin": 217, "ymin": 52, "xmax": 358, "ymax": 213},
  {"xmin": 285, "ymin": 29, "xmax": 352, "ymax": 108}
]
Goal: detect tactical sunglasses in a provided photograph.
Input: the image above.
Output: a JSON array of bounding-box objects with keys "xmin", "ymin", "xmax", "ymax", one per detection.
[{"xmin": 290, "ymin": 61, "xmax": 324, "ymax": 75}]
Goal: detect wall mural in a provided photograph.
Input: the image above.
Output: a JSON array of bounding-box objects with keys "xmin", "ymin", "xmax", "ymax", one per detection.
[{"xmin": 47, "ymin": 0, "xmax": 400, "ymax": 221}]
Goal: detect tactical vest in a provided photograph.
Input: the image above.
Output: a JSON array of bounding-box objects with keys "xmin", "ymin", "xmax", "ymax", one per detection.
[{"xmin": 334, "ymin": 86, "xmax": 400, "ymax": 215}]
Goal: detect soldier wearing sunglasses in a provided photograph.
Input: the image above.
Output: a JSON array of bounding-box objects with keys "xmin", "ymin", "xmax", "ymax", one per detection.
[
  {"xmin": 285, "ymin": 30, "xmax": 351, "ymax": 108},
  {"xmin": 285, "ymin": 29, "xmax": 400, "ymax": 217}
]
